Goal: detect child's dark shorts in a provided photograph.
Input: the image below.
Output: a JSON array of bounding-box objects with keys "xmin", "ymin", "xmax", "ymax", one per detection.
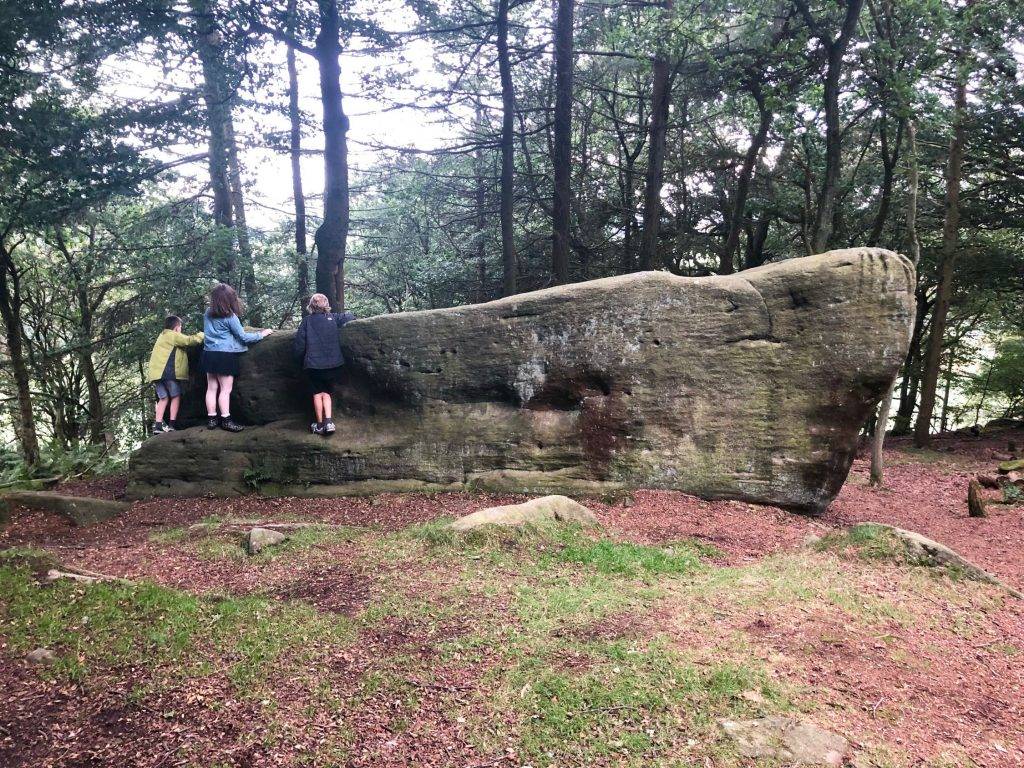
[
  {"xmin": 154, "ymin": 379, "xmax": 182, "ymax": 399},
  {"xmin": 306, "ymin": 366, "xmax": 342, "ymax": 395}
]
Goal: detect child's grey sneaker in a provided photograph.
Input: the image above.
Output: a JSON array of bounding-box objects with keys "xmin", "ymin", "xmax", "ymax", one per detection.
[
  {"xmin": 220, "ymin": 418, "xmax": 244, "ymax": 433},
  {"xmin": 152, "ymin": 421, "xmax": 166, "ymax": 434},
  {"xmin": 206, "ymin": 416, "xmax": 219, "ymax": 430},
  {"xmin": 162, "ymin": 421, "xmax": 176, "ymax": 432},
  {"xmin": 324, "ymin": 419, "xmax": 336, "ymax": 435},
  {"xmin": 310, "ymin": 422, "xmax": 324, "ymax": 434}
]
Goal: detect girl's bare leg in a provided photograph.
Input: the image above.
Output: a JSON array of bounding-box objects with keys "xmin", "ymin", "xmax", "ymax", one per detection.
[
  {"xmin": 322, "ymin": 393, "xmax": 332, "ymax": 420},
  {"xmin": 169, "ymin": 395, "xmax": 180, "ymax": 421},
  {"xmin": 217, "ymin": 375, "xmax": 234, "ymax": 417},
  {"xmin": 155, "ymin": 397, "xmax": 168, "ymax": 422},
  {"xmin": 313, "ymin": 394, "xmax": 325, "ymax": 423},
  {"xmin": 205, "ymin": 374, "xmax": 218, "ymax": 416}
]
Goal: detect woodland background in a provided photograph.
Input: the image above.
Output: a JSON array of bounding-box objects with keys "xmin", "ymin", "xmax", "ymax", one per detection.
[{"xmin": 1, "ymin": 0, "xmax": 1023, "ymax": 482}]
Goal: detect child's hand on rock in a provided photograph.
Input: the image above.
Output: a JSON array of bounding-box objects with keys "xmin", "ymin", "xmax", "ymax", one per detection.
[{"xmin": 262, "ymin": 329, "xmax": 274, "ymax": 337}]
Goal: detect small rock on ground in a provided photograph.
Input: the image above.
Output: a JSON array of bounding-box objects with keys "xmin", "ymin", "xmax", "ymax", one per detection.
[
  {"xmin": 26, "ymin": 648, "xmax": 56, "ymax": 664},
  {"xmin": 449, "ymin": 495, "xmax": 600, "ymax": 532},
  {"xmin": 719, "ymin": 716, "xmax": 848, "ymax": 766},
  {"xmin": 246, "ymin": 527, "xmax": 288, "ymax": 555}
]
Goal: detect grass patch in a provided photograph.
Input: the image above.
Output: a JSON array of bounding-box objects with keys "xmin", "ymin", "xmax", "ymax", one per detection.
[
  {"xmin": 0, "ymin": 560, "xmax": 353, "ymax": 685},
  {"xmin": 553, "ymin": 537, "xmax": 712, "ymax": 577},
  {"xmin": 816, "ymin": 523, "xmax": 906, "ymax": 563},
  {"xmin": 408, "ymin": 519, "xmax": 716, "ymax": 578},
  {"xmin": 490, "ymin": 635, "xmax": 784, "ymax": 765},
  {"xmin": 153, "ymin": 523, "xmax": 364, "ymax": 563}
]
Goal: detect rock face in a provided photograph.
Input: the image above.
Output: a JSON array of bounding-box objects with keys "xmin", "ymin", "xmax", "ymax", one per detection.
[
  {"xmin": 450, "ymin": 495, "xmax": 600, "ymax": 531},
  {"xmin": 129, "ymin": 248, "xmax": 915, "ymax": 512}
]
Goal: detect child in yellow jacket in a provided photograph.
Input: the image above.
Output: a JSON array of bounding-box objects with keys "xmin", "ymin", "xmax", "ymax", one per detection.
[{"xmin": 146, "ymin": 315, "xmax": 204, "ymax": 434}]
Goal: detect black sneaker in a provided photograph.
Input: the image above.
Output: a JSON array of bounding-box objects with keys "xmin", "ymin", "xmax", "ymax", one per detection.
[
  {"xmin": 152, "ymin": 420, "xmax": 167, "ymax": 435},
  {"xmin": 206, "ymin": 416, "xmax": 219, "ymax": 430},
  {"xmin": 220, "ymin": 418, "xmax": 244, "ymax": 433},
  {"xmin": 162, "ymin": 421, "xmax": 176, "ymax": 432},
  {"xmin": 310, "ymin": 422, "xmax": 324, "ymax": 435},
  {"xmin": 323, "ymin": 419, "xmax": 336, "ymax": 435}
]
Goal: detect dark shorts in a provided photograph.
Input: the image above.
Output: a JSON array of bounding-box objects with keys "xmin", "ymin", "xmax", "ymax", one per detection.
[
  {"xmin": 307, "ymin": 366, "xmax": 342, "ymax": 394},
  {"xmin": 153, "ymin": 379, "xmax": 182, "ymax": 399},
  {"xmin": 200, "ymin": 350, "xmax": 242, "ymax": 377}
]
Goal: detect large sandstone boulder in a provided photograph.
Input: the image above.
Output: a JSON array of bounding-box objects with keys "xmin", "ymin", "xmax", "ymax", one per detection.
[{"xmin": 129, "ymin": 249, "xmax": 915, "ymax": 512}]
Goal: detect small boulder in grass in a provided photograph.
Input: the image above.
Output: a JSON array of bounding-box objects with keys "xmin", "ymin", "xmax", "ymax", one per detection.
[
  {"xmin": 26, "ymin": 648, "xmax": 56, "ymax": 665},
  {"xmin": 246, "ymin": 527, "xmax": 288, "ymax": 555},
  {"xmin": 449, "ymin": 495, "xmax": 600, "ymax": 532},
  {"xmin": 718, "ymin": 716, "xmax": 848, "ymax": 766}
]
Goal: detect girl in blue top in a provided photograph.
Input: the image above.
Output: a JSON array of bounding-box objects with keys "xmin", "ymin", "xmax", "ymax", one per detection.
[{"xmin": 200, "ymin": 283, "xmax": 273, "ymax": 432}]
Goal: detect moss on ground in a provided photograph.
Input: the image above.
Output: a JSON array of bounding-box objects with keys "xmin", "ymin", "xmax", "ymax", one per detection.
[{"xmin": 0, "ymin": 559, "xmax": 353, "ymax": 686}]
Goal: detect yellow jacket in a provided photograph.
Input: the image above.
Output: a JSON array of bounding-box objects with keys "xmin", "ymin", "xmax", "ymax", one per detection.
[{"xmin": 147, "ymin": 329, "xmax": 204, "ymax": 382}]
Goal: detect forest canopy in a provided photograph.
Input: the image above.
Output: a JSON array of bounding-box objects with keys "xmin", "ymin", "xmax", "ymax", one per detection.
[{"xmin": 1, "ymin": 0, "xmax": 1023, "ymax": 479}]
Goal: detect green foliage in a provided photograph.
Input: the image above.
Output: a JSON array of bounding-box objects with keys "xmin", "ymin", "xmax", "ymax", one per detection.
[
  {"xmin": 967, "ymin": 338, "xmax": 1024, "ymax": 420},
  {"xmin": 0, "ymin": 443, "xmax": 126, "ymax": 489},
  {"xmin": 1002, "ymin": 483, "xmax": 1024, "ymax": 505}
]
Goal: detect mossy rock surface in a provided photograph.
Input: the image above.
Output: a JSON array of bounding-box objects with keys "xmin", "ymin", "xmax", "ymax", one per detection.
[
  {"xmin": 3, "ymin": 491, "xmax": 128, "ymax": 526},
  {"xmin": 131, "ymin": 249, "xmax": 915, "ymax": 512}
]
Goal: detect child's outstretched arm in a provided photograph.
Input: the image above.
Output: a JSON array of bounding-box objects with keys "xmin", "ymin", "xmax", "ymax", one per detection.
[
  {"xmin": 227, "ymin": 315, "xmax": 266, "ymax": 345},
  {"xmin": 333, "ymin": 311, "xmax": 356, "ymax": 328},
  {"xmin": 167, "ymin": 330, "xmax": 204, "ymax": 347}
]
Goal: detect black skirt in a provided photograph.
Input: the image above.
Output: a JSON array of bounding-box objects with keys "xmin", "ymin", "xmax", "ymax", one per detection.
[{"xmin": 200, "ymin": 350, "xmax": 243, "ymax": 377}]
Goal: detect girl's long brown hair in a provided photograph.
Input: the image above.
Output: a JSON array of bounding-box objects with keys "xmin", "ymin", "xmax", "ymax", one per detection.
[{"xmin": 208, "ymin": 283, "xmax": 243, "ymax": 319}]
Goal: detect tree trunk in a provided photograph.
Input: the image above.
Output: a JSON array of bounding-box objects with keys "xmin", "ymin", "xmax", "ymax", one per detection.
[
  {"xmin": 224, "ymin": 112, "xmax": 258, "ymax": 322},
  {"xmin": 191, "ymin": 0, "xmax": 235, "ymax": 282},
  {"xmin": 550, "ymin": 0, "xmax": 574, "ymax": 284},
  {"xmin": 474, "ymin": 123, "xmax": 488, "ymax": 302},
  {"xmin": 74, "ymin": 285, "xmax": 105, "ymax": 445},
  {"xmin": 496, "ymin": 0, "xmax": 517, "ymax": 295},
  {"xmin": 0, "ymin": 256, "xmax": 40, "ymax": 465},
  {"xmin": 312, "ymin": 0, "xmax": 350, "ymax": 310},
  {"xmin": 939, "ymin": 351, "xmax": 954, "ymax": 433},
  {"xmin": 806, "ymin": 0, "xmax": 865, "ymax": 254},
  {"xmin": 286, "ymin": 10, "xmax": 309, "ymax": 315},
  {"xmin": 639, "ymin": 9, "xmax": 672, "ymax": 272},
  {"xmin": 914, "ymin": 75, "xmax": 967, "ymax": 447},
  {"xmin": 721, "ymin": 83, "xmax": 771, "ymax": 274},
  {"xmin": 866, "ymin": 114, "xmax": 903, "ymax": 247},
  {"xmin": 870, "ymin": 120, "xmax": 919, "ymax": 485}
]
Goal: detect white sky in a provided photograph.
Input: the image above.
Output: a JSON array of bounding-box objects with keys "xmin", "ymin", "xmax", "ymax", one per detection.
[{"xmin": 101, "ymin": 6, "xmax": 454, "ymax": 231}]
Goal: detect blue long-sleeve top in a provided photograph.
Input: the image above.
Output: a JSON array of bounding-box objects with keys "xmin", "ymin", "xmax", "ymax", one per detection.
[{"xmin": 202, "ymin": 310, "xmax": 264, "ymax": 352}]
